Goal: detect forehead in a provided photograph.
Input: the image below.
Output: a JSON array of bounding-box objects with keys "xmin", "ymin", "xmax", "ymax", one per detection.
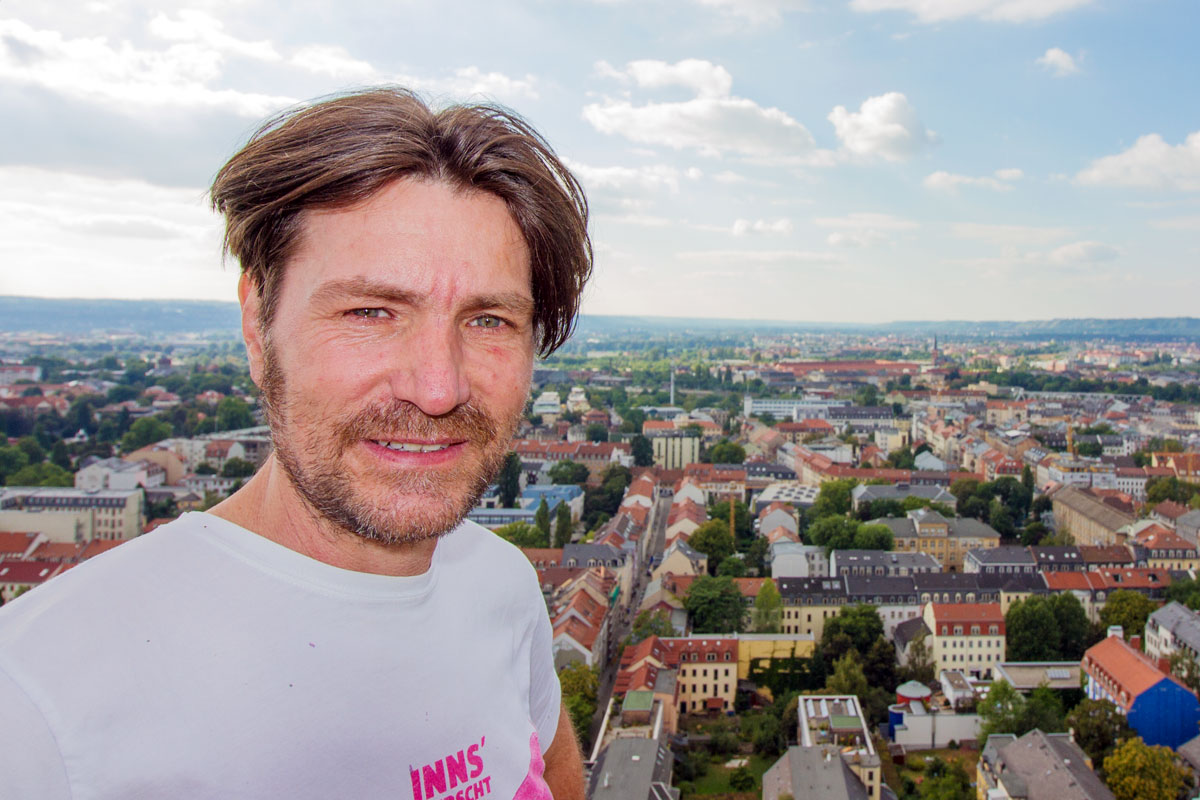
[{"xmin": 281, "ymin": 179, "xmax": 532, "ymax": 309}]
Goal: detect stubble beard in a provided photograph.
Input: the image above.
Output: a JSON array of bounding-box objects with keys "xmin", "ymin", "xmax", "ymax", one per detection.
[{"xmin": 259, "ymin": 338, "xmax": 520, "ymax": 546}]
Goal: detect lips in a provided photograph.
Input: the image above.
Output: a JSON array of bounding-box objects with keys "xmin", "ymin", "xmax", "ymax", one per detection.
[{"xmin": 371, "ymin": 440, "xmax": 456, "ymax": 453}]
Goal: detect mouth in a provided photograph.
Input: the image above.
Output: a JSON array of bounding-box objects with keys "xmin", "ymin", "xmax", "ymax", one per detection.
[{"xmin": 371, "ymin": 440, "xmax": 457, "ymax": 453}]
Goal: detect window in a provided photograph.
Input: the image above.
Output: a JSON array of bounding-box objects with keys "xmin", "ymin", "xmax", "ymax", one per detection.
[{"xmin": 707, "ymin": 653, "xmax": 716, "ymax": 662}]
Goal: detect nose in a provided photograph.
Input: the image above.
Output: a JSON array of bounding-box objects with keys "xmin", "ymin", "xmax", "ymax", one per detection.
[{"xmin": 389, "ymin": 321, "xmax": 471, "ymax": 417}]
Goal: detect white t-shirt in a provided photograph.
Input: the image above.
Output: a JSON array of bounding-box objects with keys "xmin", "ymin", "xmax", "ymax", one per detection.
[{"xmin": 0, "ymin": 512, "xmax": 561, "ymax": 800}]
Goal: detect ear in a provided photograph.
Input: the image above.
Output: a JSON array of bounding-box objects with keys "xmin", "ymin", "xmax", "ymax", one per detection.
[{"xmin": 238, "ymin": 273, "xmax": 266, "ymax": 387}]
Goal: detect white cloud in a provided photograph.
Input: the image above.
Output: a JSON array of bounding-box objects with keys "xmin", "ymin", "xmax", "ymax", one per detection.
[
  {"xmin": 714, "ymin": 170, "xmax": 749, "ymax": 184},
  {"xmin": 594, "ymin": 213, "xmax": 672, "ymax": 227},
  {"xmin": 924, "ymin": 168, "xmax": 1022, "ymax": 193},
  {"xmin": 148, "ymin": 10, "xmax": 280, "ymax": 62},
  {"xmin": 675, "ymin": 249, "xmax": 841, "ymax": 265},
  {"xmin": 1076, "ymin": 131, "xmax": 1200, "ymax": 191},
  {"xmin": 1047, "ymin": 240, "xmax": 1121, "ymax": 263},
  {"xmin": 1036, "ymin": 47, "xmax": 1080, "ymax": 76},
  {"xmin": 597, "ymin": 58, "xmax": 732, "ymax": 98},
  {"xmin": 564, "ymin": 160, "xmax": 688, "ymax": 194},
  {"xmin": 291, "ymin": 45, "xmax": 375, "ymax": 80},
  {"xmin": 693, "ymin": 0, "xmax": 808, "ymax": 24},
  {"xmin": 828, "ymin": 93, "xmax": 937, "ymax": 162},
  {"xmin": 0, "ymin": 166, "xmax": 231, "ymax": 300},
  {"xmin": 850, "ymin": 0, "xmax": 1094, "ymax": 24},
  {"xmin": 585, "ymin": 59, "xmax": 823, "ymax": 162},
  {"xmin": 731, "ymin": 218, "xmax": 793, "ymax": 235},
  {"xmin": 951, "ymin": 223, "xmax": 1071, "ymax": 246},
  {"xmin": 434, "ymin": 66, "xmax": 539, "ymax": 100},
  {"xmin": 815, "ymin": 212, "xmax": 917, "ymax": 247},
  {"xmin": 0, "ymin": 18, "xmax": 295, "ymax": 117}
]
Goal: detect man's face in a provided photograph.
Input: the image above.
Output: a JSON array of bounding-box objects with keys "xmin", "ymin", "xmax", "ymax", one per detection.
[{"xmin": 247, "ymin": 179, "xmax": 534, "ymax": 544}]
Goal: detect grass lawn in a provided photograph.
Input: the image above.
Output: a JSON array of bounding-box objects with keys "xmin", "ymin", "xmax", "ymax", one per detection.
[
  {"xmin": 898, "ymin": 746, "xmax": 980, "ymax": 789},
  {"xmin": 688, "ymin": 753, "xmax": 774, "ymax": 797}
]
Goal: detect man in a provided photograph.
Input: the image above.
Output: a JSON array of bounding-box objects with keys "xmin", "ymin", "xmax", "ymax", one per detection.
[{"xmin": 0, "ymin": 88, "xmax": 592, "ymax": 799}]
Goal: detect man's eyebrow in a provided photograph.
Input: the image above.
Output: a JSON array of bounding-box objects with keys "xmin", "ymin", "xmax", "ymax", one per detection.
[
  {"xmin": 464, "ymin": 293, "xmax": 536, "ymax": 318},
  {"xmin": 308, "ymin": 279, "xmax": 534, "ymax": 318},
  {"xmin": 309, "ymin": 278, "xmax": 419, "ymax": 307}
]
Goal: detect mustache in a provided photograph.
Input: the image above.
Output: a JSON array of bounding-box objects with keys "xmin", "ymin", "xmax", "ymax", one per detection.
[{"xmin": 334, "ymin": 399, "xmax": 500, "ymax": 448}]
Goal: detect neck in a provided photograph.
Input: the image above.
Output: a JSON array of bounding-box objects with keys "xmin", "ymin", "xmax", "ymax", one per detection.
[{"xmin": 207, "ymin": 454, "xmax": 439, "ymax": 577}]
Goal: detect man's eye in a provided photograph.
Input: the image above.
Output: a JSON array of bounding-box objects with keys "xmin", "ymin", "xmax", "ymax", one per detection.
[
  {"xmin": 349, "ymin": 308, "xmax": 388, "ymax": 319},
  {"xmin": 470, "ymin": 315, "xmax": 505, "ymax": 329}
]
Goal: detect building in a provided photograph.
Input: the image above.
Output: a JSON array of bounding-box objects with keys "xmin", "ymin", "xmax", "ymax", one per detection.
[
  {"xmin": 762, "ymin": 746, "xmax": 870, "ymax": 800},
  {"xmin": 873, "ymin": 508, "xmax": 1001, "ymax": 571},
  {"xmin": 647, "ymin": 431, "xmax": 700, "ymax": 471},
  {"xmin": 1145, "ymin": 601, "xmax": 1200, "ymax": 664},
  {"xmin": 978, "ymin": 729, "xmax": 1114, "ymax": 800},
  {"xmin": 74, "ymin": 457, "xmax": 166, "ymax": 491},
  {"xmin": 792, "ymin": 695, "xmax": 881, "ymax": 800},
  {"xmin": 843, "ymin": 575, "xmax": 921, "ymax": 636},
  {"xmin": 923, "ymin": 602, "xmax": 1005, "ymax": 679},
  {"xmin": 768, "ymin": 541, "xmax": 828, "ymax": 579},
  {"xmin": 587, "ymin": 737, "xmax": 677, "ymax": 800},
  {"xmin": 1082, "ymin": 632, "xmax": 1200, "ymax": 749},
  {"xmin": 964, "ymin": 546, "xmax": 1037, "ymax": 574},
  {"xmin": 850, "ymin": 482, "xmax": 956, "ymax": 512},
  {"xmin": 0, "ymin": 487, "xmax": 144, "ymax": 543},
  {"xmin": 531, "ymin": 390, "xmax": 561, "ymax": 421},
  {"xmin": 831, "ymin": 550, "xmax": 940, "ymax": 578},
  {"xmin": 778, "ymin": 576, "xmax": 847, "ymax": 639},
  {"xmin": 1050, "ymin": 485, "xmax": 1136, "ymax": 547},
  {"xmin": 620, "ymin": 635, "xmax": 739, "ymax": 715}
]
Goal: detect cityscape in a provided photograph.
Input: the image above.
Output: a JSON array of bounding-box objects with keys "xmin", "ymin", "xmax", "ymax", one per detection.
[{"xmin": 3, "ymin": 301, "xmax": 1200, "ymax": 799}]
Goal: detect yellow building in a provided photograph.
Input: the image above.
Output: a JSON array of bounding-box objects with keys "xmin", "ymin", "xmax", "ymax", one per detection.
[
  {"xmin": 777, "ymin": 576, "xmax": 848, "ymax": 641},
  {"xmin": 880, "ymin": 508, "xmax": 1000, "ymax": 571}
]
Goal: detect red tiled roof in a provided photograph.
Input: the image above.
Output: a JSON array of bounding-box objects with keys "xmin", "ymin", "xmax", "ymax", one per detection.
[
  {"xmin": 928, "ymin": 603, "xmax": 1005, "ymax": 628},
  {"xmin": 1154, "ymin": 500, "xmax": 1190, "ymax": 521},
  {"xmin": 0, "ymin": 559, "xmax": 63, "ymax": 585},
  {"xmin": 1083, "ymin": 634, "xmax": 1179, "ymax": 710},
  {"xmin": 1133, "ymin": 525, "xmax": 1195, "ymax": 552},
  {"xmin": 1092, "ymin": 567, "xmax": 1172, "ymax": 590},
  {"xmin": 0, "ymin": 531, "xmax": 37, "ymax": 557},
  {"xmin": 29, "ymin": 541, "xmax": 85, "ymax": 562},
  {"xmin": 523, "ymin": 548, "xmax": 564, "ymax": 566},
  {"xmin": 79, "ymin": 540, "xmax": 126, "ymax": 560},
  {"xmin": 1043, "ymin": 571, "xmax": 1096, "ymax": 591}
]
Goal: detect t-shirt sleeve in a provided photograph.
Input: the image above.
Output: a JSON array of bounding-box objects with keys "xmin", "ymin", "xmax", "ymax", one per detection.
[
  {"xmin": 527, "ymin": 584, "xmax": 562, "ymax": 755},
  {"xmin": 0, "ymin": 664, "xmax": 72, "ymax": 798}
]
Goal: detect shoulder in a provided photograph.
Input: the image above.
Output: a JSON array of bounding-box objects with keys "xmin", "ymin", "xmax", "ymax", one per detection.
[
  {"xmin": 438, "ymin": 520, "xmax": 541, "ymax": 594},
  {"xmin": 0, "ymin": 514, "xmax": 211, "ymax": 644}
]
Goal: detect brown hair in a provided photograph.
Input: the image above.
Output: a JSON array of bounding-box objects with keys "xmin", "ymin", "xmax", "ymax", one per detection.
[{"xmin": 210, "ymin": 87, "xmax": 591, "ymax": 355}]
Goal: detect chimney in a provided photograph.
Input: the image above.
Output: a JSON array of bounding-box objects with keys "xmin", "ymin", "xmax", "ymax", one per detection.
[
  {"xmin": 1107, "ymin": 625, "xmax": 1124, "ymax": 640},
  {"xmin": 1129, "ymin": 634, "xmax": 1142, "ymax": 651}
]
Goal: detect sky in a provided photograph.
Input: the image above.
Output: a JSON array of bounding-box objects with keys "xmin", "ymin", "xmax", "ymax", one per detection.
[{"xmin": 0, "ymin": 0, "xmax": 1197, "ymax": 323}]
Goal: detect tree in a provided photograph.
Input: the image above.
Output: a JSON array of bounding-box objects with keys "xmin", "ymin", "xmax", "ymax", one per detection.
[
  {"xmin": 559, "ymin": 662, "xmax": 598, "ymax": 744},
  {"xmin": 554, "ymin": 502, "xmax": 573, "ymax": 547},
  {"xmin": 684, "ymin": 575, "xmax": 745, "ymax": 633},
  {"xmin": 585, "ymin": 423, "xmax": 608, "ymax": 443},
  {"xmin": 1100, "ymin": 590, "xmax": 1158, "ymax": 640},
  {"xmin": 493, "ymin": 521, "xmax": 547, "ymax": 548},
  {"xmin": 853, "ymin": 523, "xmax": 893, "ymax": 551},
  {"xmin": 707, "ymin": 439, "xmax": 746, "ymax": 464},
  {"xmin": 825, "ymin": 650, "xmax": 870, "ymax": 698},
  {"xmin": 807, "ymin": 516, "xmax": 859, "ymax": 551},
  {"xmin": 752, "ymin": 578, "xmax": 782, "ymax": 633},
  {"xmin": 1103, "ymin": 737, "xmax": 1189, "ymax": 800},
  {"xmin": 530, "ymin": 500, "xmax": 549, "ymax": 542},
  {"xmin": 16, "ymin": 436, "xmax": 46, "ymax": 464},
  {"xmin": 863, "ymin": 636, "xmax": 898, "ymax": 691},
  {"xmin": 1169, "ymin": 648, "xmax": 1200, "ymax": 694},
  {"xmin": 978, "ymin": 680, "xmax": 1026, "ymax": 743},
  {"xmin": 745, "ymin": 536, "xmax": 770, "ymax": 577},
  {"xmin": 708, "ymin": 499, "xmax": 751, "ymax": 540},
  {"xmin": 0, "ymin": 445, "xmax": 30, "ymax": 483},
  {"xmin": 631, "ymin": 609, "xmax": 675, "ymax": 643},
  {"xmin": 821, "ymin": 604, "xmax": 884, "ymax": 658},
  {"xmin": 630, "ymin": 435, "xmax": 654, "ymax": 467},
  {"xmin": 50, "ymin": 440, "xmax": 71, "ymax": 471},
  {"xmin": 689, "ymin": 520, "xmax": 735, "ymax": 573},
  {"xmin": 898, "ymin": 631, "xmax": 936, "ymax": 686},
  {"xmin": 1051, "ymin": 592, "xmax": 1090, "ymax": 660},
  {"xmin": 195, "ymin": 461, "xmax": 217, "ymax": 475},
  {"xmin": 120, "ymin": 416, "xmax": 173, "ymax": 453},
  {"xmin": 812, "ymin": 478, "xmax": 857, "ymax": 519},
  {"xmin": 497, "ymin": 452, "xmax": 522, "ymax": 508},
  {"xmin": 728, "ymin": 767, "xmax": 756, "ymax": 792},
  {"xmin": 917, "ymin": 757, "xmax": 973, "ymax": 800},
  {"xmin": 1166, "ymin": 576, "xmax": 1200, "ymax": 611},
  {"xmin": 717, "ymin": 555, "xmax": 746, "ymax": 577},
  {"xmin": 1066, "ymin": 698, "xmax": 1134, "ymax": 766},
  {"xmin": 548, "ymin": 460, "xmax": 590, "ymax": 486},
  {"xmin": 220, "ymin": 457, "xmax": 256, "ymax": 478},
  {"xmin": 1022, "ymin": 685, "xmax": 1066, "ymax": 735},
  {"xmin": 1021, "ymin": 464, "xmax": 1035, "ymax": 494},
  {"xmin": 6, "ymin": 461, "xmax": 73, "ymax": 487},
  {"xmin": 1006, "ymin": 596, "xmax": 1061, "ymax": 661},
  {"xmin": 215, "ymin": 396, "xmax": 254, "ymax": 431}
]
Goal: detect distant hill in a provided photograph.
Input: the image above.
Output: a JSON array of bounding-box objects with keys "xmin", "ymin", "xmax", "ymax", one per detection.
[{"xmin": 1, "ymin": 296, "xmax": 1198, "ymax": 341}]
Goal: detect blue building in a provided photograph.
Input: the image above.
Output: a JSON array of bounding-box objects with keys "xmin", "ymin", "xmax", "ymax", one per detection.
[{"xmin": 1082, "ymin": 633, "xmax": 1200, "ymax": 749}]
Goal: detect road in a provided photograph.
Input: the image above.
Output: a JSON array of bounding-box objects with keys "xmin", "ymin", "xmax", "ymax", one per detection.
[{"xmin": 586, "ymin": 493, "xmax": 671, "ymax": 750}]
